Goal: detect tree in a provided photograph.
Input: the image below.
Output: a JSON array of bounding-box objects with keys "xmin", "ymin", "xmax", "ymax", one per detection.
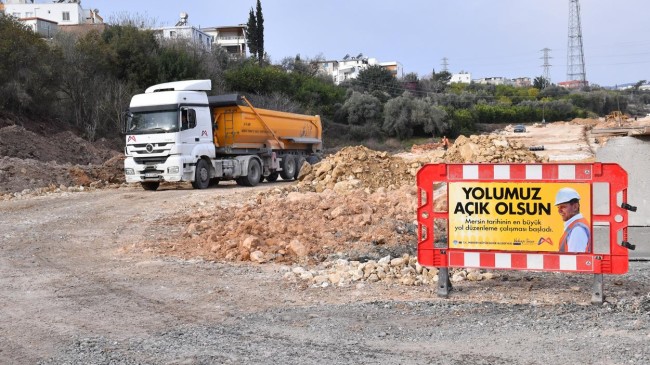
[
  {"xmin": 245, "ymin": 8, "xmax": 258, "ymax": 61},
  {"xmin": 340, "ymin": 91, "xmax": 382, "ymax": 126},
  {"xmin": 422, "ymin": 71, "xmax": 451, "ymax": 93},
  {"xmin": 280, "ymin": 54, "xmax": 319, "ymax": 77},
  {"xmin": 353, "ymin": 65, "xmax": 402, "ymax": 97},
  {"xmin": 633, "ymin": 79, "xmax": 647, "ymax": 91},
  {"xmin": 245, "ymin": 0, "xmax": 264, "ymax": 65},
  {"xmin": 100, "ymin": 25, "xmax": 160, "ymax": 90},
  {"xmin": 533, "ymin": 76, "xmax": 550, "ymax": 90},
  {"xmin": 0, "ymin": 16, "xmax": 60, "ymax": 115},
  {"xmin": 255, "ymin": 0, "xmax": 264, "ymax": 65},
  {"xmin": 382, "ymin": 93, "xmax": 447, "ymax": 138}
]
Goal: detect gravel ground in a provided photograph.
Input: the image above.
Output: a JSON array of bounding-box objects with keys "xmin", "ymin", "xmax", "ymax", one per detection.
[
  {"xmin": 1, "ymin": 187, "xmax": 648, "ymax": 365},
  {"xmin": 40, "ymin": 289, "xmax": 650, "ymax": 365}
]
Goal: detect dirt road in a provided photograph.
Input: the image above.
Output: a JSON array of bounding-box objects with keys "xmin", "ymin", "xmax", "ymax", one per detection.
[{"xmin": 1, "ymin": 185, "xmax": 649, "ymax": 364}]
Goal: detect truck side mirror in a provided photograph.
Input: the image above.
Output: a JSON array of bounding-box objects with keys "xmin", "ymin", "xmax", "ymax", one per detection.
[
  {"xmin": 121, "ymin": 110, "xmax": 133, "ymax": 134},
  {"xmin": 188, "ymin": 109, "xmax": 197, "ymax": 129}
]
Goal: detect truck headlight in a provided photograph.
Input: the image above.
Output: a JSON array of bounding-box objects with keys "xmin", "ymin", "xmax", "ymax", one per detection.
[
  {"xmin": 168, "ymin": 166, "xmax": 180, "ymax": 174},
  {"xmin": 124, "ymin": 168, "xmax": 135, "ymax": 175}
]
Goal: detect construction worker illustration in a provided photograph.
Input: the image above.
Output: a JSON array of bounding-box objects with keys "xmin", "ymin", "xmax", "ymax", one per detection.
[{"xmin": 555, "ymin": 187, "xmax": 591, "ymax": 252}]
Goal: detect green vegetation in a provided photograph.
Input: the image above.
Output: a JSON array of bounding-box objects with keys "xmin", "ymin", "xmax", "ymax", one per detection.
[
  {"xmin": 245, "ymin": 0, "xmax": 264, "ymax": 65},
  {"xmin": 1, "ymin": 12, "xmax": 648, "ymax": 146}
]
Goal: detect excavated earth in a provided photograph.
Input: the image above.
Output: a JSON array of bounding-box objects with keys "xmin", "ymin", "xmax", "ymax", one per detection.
[
  {"xmin": 1, "ymin": 115, "xmax": 649, "ymax": 364},
  {"xmin": 0, "ymin": 117, "xmax": 124, "ymax": 196}
]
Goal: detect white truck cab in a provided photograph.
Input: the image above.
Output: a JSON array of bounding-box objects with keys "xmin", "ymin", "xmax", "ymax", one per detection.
[{"xmin": 124, "ymin": 80, "xmax": 216, "ymax": 190}]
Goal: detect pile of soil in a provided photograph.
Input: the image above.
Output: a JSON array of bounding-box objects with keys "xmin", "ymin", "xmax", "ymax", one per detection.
[
  {"xmin": 150, "ymin": 136, "xmax": 550, "ymax": 267},
  {"xmin": 296, "ymin": 146, "xmax": 424, "ymax": 193},
  {"xmin": 0, "ymin": 116, "xmax": 123, "ymax": 194},
  {"xmin": 145, "ymin": 185, "xmax": 418, "ymax": 265},
  {"xmin": 445, "ymin": 134, "xmax": 546, "ymax": 163}
]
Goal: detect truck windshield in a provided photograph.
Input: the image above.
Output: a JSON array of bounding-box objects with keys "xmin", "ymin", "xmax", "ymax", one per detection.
[{"xmin": 127, "ymin": 110, "xmax": 178, "ymax": 134}]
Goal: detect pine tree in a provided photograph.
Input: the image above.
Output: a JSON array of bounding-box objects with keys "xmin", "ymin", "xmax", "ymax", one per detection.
[
  {"xmin": 255, "ymin": 0, "xmax": 264, "ymax": 64},
  {"xmin": 245, "ymin": 8, "xmax": 258, "ymax": 60}
]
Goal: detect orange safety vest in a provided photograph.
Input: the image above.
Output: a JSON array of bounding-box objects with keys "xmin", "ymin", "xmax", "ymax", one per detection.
[{"xmin": 559, "ymin": 217, "xmax": 591, "ymax": 253}]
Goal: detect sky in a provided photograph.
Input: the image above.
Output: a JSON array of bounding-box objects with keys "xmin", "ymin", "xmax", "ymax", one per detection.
[{"xmin": 86, "ymin": 0, "xmax": 650, "ymax": 87}]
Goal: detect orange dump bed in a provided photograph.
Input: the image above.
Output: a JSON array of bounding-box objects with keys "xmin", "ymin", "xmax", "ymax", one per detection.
[{"xmin": 210, "ymin": 95, "xmax": 322, "ymax": 152}]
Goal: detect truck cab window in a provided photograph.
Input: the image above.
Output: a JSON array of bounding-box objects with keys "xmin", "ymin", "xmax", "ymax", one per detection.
[
  {"xmin": 181, "ymin": 110, "xmax": 189, "ymax": 130},
  {"xmin": 181, "ymin": 108, "xmax": 197, "ymax": 130}
]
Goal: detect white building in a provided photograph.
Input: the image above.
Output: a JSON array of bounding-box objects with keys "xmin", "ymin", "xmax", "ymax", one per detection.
[
  {"xmin": 314, "ymin": 55, "xmax": 403, "ymax": 85},
  {"xmin": 3, "ymin": 0, "xmax": 103, "ymax": 25},
  {"xmin": 512, "ymin": 77, "xmax": 531, "ymax": 87},
  {"xmin": 474, "ymin": 77, "xmax": 512, "ymax": 86},
  {"xmin": 21, "ymin": 16, "xmax": 57, "ymax": 37},
  {"xmin": 154, "ymin": 13, "xmax": 213, "ymax": 51},
  {"xmin": 202, "ymin": 25, "xmax": 247, "ymax": 57},
  {"xmin": 450, "ymin": 72, "xmax": 471, "ymax": 84}
]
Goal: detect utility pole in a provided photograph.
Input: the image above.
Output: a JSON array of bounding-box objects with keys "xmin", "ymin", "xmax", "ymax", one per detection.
[
  {"xmin": 540, "ymin": 48, "xmax": 552, "ymax": 85},
  {"xmin": 441, "ymin": 57, "xmax": 449, "ymax": 73},
  {"xmin": 567, "ymin": 0, "xmax": 587, "ymax": 87}
]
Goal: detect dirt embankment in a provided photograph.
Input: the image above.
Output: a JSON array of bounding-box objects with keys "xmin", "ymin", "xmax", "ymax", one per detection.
[
  {"xmin": 0, "ymin": 115, "xmax": 123, "ymax": 195},
  {"xmin": 139, "ymin": 138, "xmax": 544, "ymax": 288}
]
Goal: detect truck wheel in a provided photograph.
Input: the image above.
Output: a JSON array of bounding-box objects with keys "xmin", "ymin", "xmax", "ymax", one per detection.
[
  {"xmin": 141, "ymin": 181, "xmax": 159, "ymax": 191},
  {"xmin": 241, "ymin": 159, "xmax": 261, "ymax": 187},
  {"xmin": 192, "ymin": 159, "xmax": 210, "ymax": 189},
  {"xmin": 280, "ymin": 155, "xmax": 296, "ymax": 180},
  {"xmin": 265, "ymin": 172, "xmax": 279, "ymax": 182},
  {"xmin": 307, "ymin": 155, "xmax": 321, "ymax": 165},
  {"xmin": 294, "ymin": 156, "xmax": 306, "ymax": 179}
]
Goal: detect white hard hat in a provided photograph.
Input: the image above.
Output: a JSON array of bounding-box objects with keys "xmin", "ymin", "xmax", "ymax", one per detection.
[{"xmin": 555, "ymin": 187, "xmax": 580, "ymax": 205}]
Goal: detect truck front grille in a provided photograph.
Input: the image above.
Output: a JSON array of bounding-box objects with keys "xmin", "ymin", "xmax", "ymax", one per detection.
[{"xmin": 134, "ymin": 156, "xmax": 168, "ymax": 165}]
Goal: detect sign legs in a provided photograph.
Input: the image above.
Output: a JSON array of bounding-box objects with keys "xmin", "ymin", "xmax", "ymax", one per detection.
[
  {"xmin": 437, "ymin": 267, "xmax": 452, "ymax": 298},
  {"xmin": 591, "ymin": 274, "xmax": 604, "ymax": 304}
]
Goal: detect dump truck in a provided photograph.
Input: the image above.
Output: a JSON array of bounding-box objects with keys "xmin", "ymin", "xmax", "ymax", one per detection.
[{"xmin": 123, "ymin": 79, "xmax": 322, "ymax": 191}]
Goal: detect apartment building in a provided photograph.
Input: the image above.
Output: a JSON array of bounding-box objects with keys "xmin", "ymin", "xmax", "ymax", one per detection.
[
  {"xmin": 314, "ymin": 55, "xmax": 403, "ymax": 85},
  {"xmin": 3, "ymin": 0, "xmax": 103, "ymax": 25},
  {"xmin": 450, "ymin": 72, "xmax": 471, "ymax": 84},
  {"xmin": 154, "ymin": 12, "xmax": 213, "ymax": 51},
  {"xmin": 474, "ymin": 77, "xmax": 512, "ymax": 86},
  {"xmin": 202, "ymin": 25, "xmax": 247, "ymax": 57}
]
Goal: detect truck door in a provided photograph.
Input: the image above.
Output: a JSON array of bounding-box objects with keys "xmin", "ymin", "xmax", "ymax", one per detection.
[{"xmin": 180, "ymin": 108, "xmax": 199, "ymax": 149}]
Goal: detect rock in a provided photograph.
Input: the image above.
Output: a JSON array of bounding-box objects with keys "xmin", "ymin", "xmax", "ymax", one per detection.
[
  {"xmin": 249, "ymin": 250, "xmax": 265, "ymax": 263},
  {"xmin": 378, "ymin": 256, "xmax": 391, "ymax": 265},
  {"xmin": 482, "ymin": 272, "xmax": 499, "ymax": 280},
  {"xmin": 241, "ymin": 236, "xmax": 260, "ymax": 251},
  {"xmin": 185, "ymin": 223, "xmax": 199, "ymax": 237},
  {"xmin": 288, "ymin": 239, "xmax": 308, "ymax": 258},
  {"xmin": 451, "ymin": 271, "xmax": 467, "ymax": 282},
  {"xmin": 390, "ymin": 257, "xmax": 406, "ymax": 267},
  {"xmin": 328, "ymin": 272, "xmax": 342, "ymax": 285},
  {"xmin": 313, "ymin": 275, "xmax": 329, "ymax": 285},
  {"xmin": 329, "ymin": 205, "xmax": 347, "ymax": 219},
  {"xmin": 466, "ymin": 270, "xmax": 484, "ymax": 281}
]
